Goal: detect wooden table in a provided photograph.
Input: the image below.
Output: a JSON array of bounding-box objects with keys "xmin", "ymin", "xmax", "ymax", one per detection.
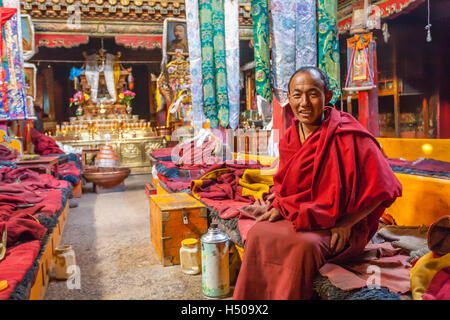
[{"xmin": 16, "ymin": 156, "xmax": 67, "ymax": 176}]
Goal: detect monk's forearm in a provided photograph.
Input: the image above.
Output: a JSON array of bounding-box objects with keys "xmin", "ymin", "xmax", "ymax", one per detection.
[{"xmin": 335, "ymin": 201, "xmax": 383, "ymax": 228}]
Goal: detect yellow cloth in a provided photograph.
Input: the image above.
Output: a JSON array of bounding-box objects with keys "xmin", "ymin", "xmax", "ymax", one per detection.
[
  {"xmin": 113, "ymin": 60, "xmax": 121, "ymax": 99},
  {"xmin": 410, "ymin": 252, "xmax": 450, "ymax": 300},
  {"xmin": 155, "ymin": 87, "xmax": 162, "ymax": 112},
  {"xmin": 239, "ymin": 166, "xmax": 277, "ymax": 200}
]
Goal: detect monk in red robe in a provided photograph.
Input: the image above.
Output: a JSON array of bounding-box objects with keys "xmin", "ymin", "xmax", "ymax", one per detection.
[{"xmin": 233, "ymin": 67, "xmax": 402, "ymax": 300}]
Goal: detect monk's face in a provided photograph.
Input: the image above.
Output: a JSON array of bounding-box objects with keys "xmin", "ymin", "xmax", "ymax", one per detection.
[
  {"xmin": 288, "ymin": 70, "xmax": 333, "ymax": 126},
  {"xmin": 174, "ymin": 25, "xmax": 185, "ymax": 40}
]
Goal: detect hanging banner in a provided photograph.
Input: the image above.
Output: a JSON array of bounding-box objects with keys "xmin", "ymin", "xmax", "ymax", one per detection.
[
  {"xmin": 295, "ymin": 1, "xmax": 317, "ymax": 69},
  {"xmin": 271, "ymin": 0, "xmax": 317, "ymax": 106},
  {"xmin": 211, "ymin": 0, "xmax": 229, "ymax": 128},
  {"xmin": 271, "ymin": 0, "xmax": 296, "ymax": 106},
  {"xmin": 0, "ymin": 2, "xmax": 29, "ymax": 120},
  {"xmin": 185, "ymin": 0, "xmax": 205, "ymax": 130},
  {"xmin": 318, "ymin": 0, "xmax": 341, "ymax": 105},
  {"xmin": 224, "ymin": 0, "xmax": 240, "ymax": 130},
  {"xmin": 199, "ymin": 0, "xmax": 218, "ymax": 128},
  {"xmin": 251, "ymin": 0, "xmax": 272, "ymax": 107}
]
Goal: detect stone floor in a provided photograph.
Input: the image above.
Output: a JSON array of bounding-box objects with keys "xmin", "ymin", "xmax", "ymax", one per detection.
[{"xmin": 45, "ymin": 174, "xmax": 207, "ymax": 300}]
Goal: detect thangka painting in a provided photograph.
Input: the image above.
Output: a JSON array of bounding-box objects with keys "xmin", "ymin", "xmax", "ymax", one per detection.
[{"xmin": 344, "ymin": 33, "xmax": 376, "ymax": 91}]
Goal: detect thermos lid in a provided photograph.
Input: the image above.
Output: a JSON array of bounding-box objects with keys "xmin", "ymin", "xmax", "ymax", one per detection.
[{"xmin": 201, "ymin": 223, "xmax": 230, "ymax": 244}]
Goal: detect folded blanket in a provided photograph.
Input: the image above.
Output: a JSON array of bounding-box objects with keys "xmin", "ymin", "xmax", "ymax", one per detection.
[
  {"xmin": 0, "ymin": 205, "xmax": 47, "ymax": 247},
  {"xmin": 388, "ymin": 158, "xmax": 450, "ymax": 173},
  {"xmin": 30, "ymin": 129, "xmax": 64, "ymax": 155},
  {"xmin": 0, "ymin": 167, "xmax": 69, "ymax": 190},
  {"xmin": 0, "ymin": 145, "xmax": 17, "ymax": 161},
  {"xmin": 58, "ymin": 162, "xmax": 81, "ymax": 185},
  {"xmin": 319, "ymin": 242, "xmax": 411, "ymax": 294},
  {"xmin": 377, "ymin": 225, "xmax": 429, "ymax": 253}
]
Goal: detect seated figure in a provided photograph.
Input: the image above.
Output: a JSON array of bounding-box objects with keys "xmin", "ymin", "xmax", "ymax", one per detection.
[{"xmin": 233, "ymin": 67, "xmax": 402, "ymax": 300}]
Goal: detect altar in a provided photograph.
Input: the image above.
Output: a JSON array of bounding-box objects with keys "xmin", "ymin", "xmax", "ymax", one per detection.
[{"xmin": 50, "ymin": 47, "xmax": 167, "ymax": 174}]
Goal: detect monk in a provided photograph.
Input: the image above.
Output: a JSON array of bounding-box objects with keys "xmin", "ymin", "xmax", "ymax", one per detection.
[{"xmin": 233, "ymin": 67, "xmax": 402, "ymax": 300}]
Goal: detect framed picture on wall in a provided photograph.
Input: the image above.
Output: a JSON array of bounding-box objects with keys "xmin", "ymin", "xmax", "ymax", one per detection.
[
  {"xmin": 24, "ymin": 63, "xmax": 37, "ymax": 99},
  {"xmin": 162, "ymin": 18, "xmax": 189, "ymax": 64},
  {"xmin": 21, "ymin": 14, "xmax": 36, "ymax": 61}
]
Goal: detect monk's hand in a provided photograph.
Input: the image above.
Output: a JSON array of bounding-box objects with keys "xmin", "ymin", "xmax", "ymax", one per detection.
[
  {"xmin": 265, "ymin": 193, "xmax": 276, "ymax": 205},
  {"xmin": 330, "ymin": 223, "xmax": 352, "ymax": 253},
  {"xmin": 245, "ymin": 198, "xmax": 267, "ymax": 217},
  {"xmin": 256, "ymin": 207, "xmax": 282, "ymax": 223}
]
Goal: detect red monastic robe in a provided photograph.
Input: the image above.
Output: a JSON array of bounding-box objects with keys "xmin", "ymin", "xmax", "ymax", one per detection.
[{"xmin": 233, "ymin": 107, "xmax": 402, "ymax": 300}]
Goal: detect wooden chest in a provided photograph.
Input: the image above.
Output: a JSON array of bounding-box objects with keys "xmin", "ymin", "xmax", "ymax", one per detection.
[{"xmin": 149, "ymin": 193, "xmax": 208, "ymax": 266}]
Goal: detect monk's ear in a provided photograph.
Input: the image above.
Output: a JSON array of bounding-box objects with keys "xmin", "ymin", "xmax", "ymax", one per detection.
[{"xmin": 324, "ymin": 90, "xmax": 333, "ymax": 105}]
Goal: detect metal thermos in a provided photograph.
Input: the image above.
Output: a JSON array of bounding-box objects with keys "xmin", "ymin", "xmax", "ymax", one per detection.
[{"xmin": 200, "ymin": 223, "xmax": 230, "ymax": 299}]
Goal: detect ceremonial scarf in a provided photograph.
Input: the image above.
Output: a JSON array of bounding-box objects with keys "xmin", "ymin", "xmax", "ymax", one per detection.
[
  {"xmin": 186, "ymin": 0, "xmax": 205, "ymax": 130},
  {"xmin": 224, "ymin": 0, "xmax": 240, "ymax": 130},
  {"xmin": 251, "ymin": 0, "xmax": 272, "ymax": 104},
  {"xmin": 318, "ymin": 0, "xmax": 341, "ymax": 105},
  {"xmin": 271, "ymin": 107, "xmax": 402, "ymax": 261}
]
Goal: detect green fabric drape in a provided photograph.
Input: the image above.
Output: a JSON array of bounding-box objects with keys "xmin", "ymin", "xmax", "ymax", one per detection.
[
  {"xmin": 251, "ymin": 0, "xmax": 272, "ymax": 103},
  {"xmin": 211, "ymin": 0, "xmax": 229, "ymax": 128},
  {"xmin": 318, "ymin": 0, "xmax": 341, "ymax": 105},
  {"xmin": 198, "ymin": 0, "xmax": 230, "ymax": 128},
  {"xmin": 199, "ymin": 0, "xmax": 218, "ymax": 128}
]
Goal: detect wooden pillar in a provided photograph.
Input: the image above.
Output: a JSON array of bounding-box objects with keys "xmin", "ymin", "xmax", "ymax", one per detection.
[
  {"xmin": 368, "ymin": 42, "xmax": 379, "ymax": 136},
  {"xmin": 423, "ymin": 96, "xmax": 429, "ymax": 138},
  {"xmin": 393, "ymin": 40, "xmax": 400, "ymax": 138},
  {"xmin": 358, "ymin": 91, "xmax": 369, "ymax": 129}
]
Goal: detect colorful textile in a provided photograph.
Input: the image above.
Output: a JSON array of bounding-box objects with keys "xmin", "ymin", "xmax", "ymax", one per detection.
[
  {"xmin": 410, "ymin": 251, "xmax": 450, "ymax": 300},
  {"xmin": 271, "ymin": 107, "xmax": 402, "ymax": 262},
  {"xmin": 271, "ymin": 0, "xmax": 316, "ymax": 106},
  {"xmin": 211, "ymin": 0, "xmax": 229, "ymax": 128},
  {"xmin": 0, "ymin": 9, "xmax": 28, "ymax": 119},
  {"xmin": 224, "ymin": 0, "xmax": 240, "ymax": 129},
  {"xmin": 199, "ymin": 0, "xmax": 218, "ymax": 128},
  {"xmin": 185, "ymin": 0, "xmax": 205, "ymax": 130},
  {"xmin": 317, "ymin": 0, "xmax": 341, "ymax": 105},
  {"xmin": 251, "ymin": 0, "xmax": 272, "ymax": 104}
]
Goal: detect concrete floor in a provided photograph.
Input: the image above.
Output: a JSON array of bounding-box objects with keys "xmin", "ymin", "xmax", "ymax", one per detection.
[{"xmin": 45, "ymin": 174, "xmax": 206, "ymax": 300}]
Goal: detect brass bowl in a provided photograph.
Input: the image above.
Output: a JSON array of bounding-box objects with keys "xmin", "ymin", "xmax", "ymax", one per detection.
[{"xmin": 82, "ymin": 166, "xmax": 131, "ymax": 189}]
